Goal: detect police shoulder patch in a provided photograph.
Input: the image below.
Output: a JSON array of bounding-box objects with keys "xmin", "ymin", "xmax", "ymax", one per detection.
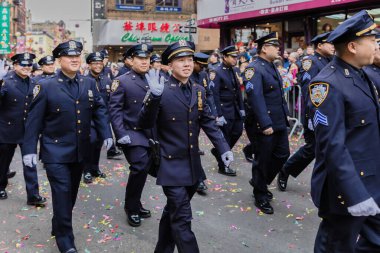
[
  {"xmin": 209, "ymin": 71, "xmax": 216, "ymax": 81},
  {"xmin": 111, "ymin": 80, "xmax": 120, "ymax": 92},
  {"xmin": 309, "ymin": 82, "xmax": 329, "ymax": 107},
  {"xmin": 33, "ymin": 84, "xmax": 41, "ymax": 99},
  {"xmin": 244, "ymin": 67, "xmax": 255, "ymax": 81},
  {"xmin": 302, "ymin": 59, "xmax": 312, "ymax": 71}
]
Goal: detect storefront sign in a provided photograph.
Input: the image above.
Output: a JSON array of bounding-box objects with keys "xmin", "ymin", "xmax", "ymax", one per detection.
[
  {"xmin": 198, "ymin": 0, "xmax": 362, "ymax": 28},
  {"xmin": 155, "ymin": 6, "xmax": 182, "ymax": 12},
  {"xmin": 116, "ymin": 5, "xmax": 144, "ymax": 11},
  {"xmin": 93, "ymin": 20, "xmax": 198, "ymax": 46},
  {"xmin": 0, "ymin": 2, "xmax": 10, "ymax": 54}
]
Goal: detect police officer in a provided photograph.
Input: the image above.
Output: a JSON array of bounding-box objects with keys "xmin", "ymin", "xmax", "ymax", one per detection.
[
  {"xmin": 138, "ymin": 40, "xmax": 233, "ymax": 253},
  {"xmin": 83, "ymin": 52, "xmax": 111, "ymax": 184},
  {"xmin": 243, "ymin": 32, "xmax": 290, "ymax": 214},
  {"xmin": 31, "ymin": 63, "xmax": 43, "ymax": 77},
  {"xmin": 109, "ymin": 43, "xmax": 153, "ymax": 227},
  {"xmin": 100, "ymin": 49, "xmax": 114, "ymax": 80},
  {"xmin": 33, "ymin": 55, "xmax": 56, "ymax": 82},
  {"xmin": 0, "ymin": 53, "xmax": 47, "ymax": 205},
  {"xmin": 307, "ymin": 10, "xmax": 380, "ymax": 252},
  {"xmin": 151, "ymin": 53, "xmax": 170, "ymax": 80},
  {"xmin": 277, "ymin": 32, "xmax": 335, "ymax": 191},
  {"xmin": 22, "ymin": 40, "xmax": 112, "ymax": 253},
  {"xmin": 364, "ymin": 34, "xmax": 380, "ymax": 90},
  {"xmin": 209, "ymin": 45, "xmax": 244, "ymax": 176},
  {"xmin": 115, "ymin": 50, "xmax": 133, "ymax": 78}
]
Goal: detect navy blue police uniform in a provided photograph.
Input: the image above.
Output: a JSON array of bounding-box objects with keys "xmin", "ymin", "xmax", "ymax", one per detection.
[
  {"xmin": 243, "ymin": 32, "xmax": 290, "ymax": 214},
  {"xmin": 277, "ymin": 33, "xmax": 333, "ymax": 191},
  {"xmin": 0, "ymin": 52, "xmax": 46, "ymax": 204},
  {"xmin": 21, "ymin": 41, "xmax": 112, "ymax": 253},
  {"xmin": 83, "ymin": 52, "xmax": 112, "ymax": 183},
  {"xmin": 33, "ymin": 55, "xmax": 56, "ymax": 83},
  {"xmin": 138, "ymin": 41, "xmax": 230, "ymax": 253},
  {"xmin": 115, "ymin": 51, "xmax": 132, "ymax": 78},
  {"xmin": 100, "ymin": 49, "xmax": 114, "ymax": 80},
  {"xmin": 364, "ymin": 34, "xmax": 380, "ymax": 91},
  {"xmin": 307, "ymin": 11, "xmax": 380, "ymax": 252},
  {"xmin": 31, "ymin": 63, "xmax": 42, "ymax": 77},
  {"xmin": 109, "ymin": 43, "xmax": 154, "ymax": 227},
  {"xmin": 209, "ymin": 45, "xmax": 244, "ymax": 176}
]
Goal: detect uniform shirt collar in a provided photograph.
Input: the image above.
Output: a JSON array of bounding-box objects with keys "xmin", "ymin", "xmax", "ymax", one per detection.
[{"xmin": 58, "ymin": 70, "xmax": 79, "ymax": 83}]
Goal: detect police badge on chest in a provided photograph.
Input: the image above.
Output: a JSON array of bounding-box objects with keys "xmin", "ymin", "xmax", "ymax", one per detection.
[{"xmin": 88, "ymin": 90, "xmax": 94, "ymax": 101}]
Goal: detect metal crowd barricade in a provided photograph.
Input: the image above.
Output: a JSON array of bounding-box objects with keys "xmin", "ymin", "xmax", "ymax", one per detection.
[{"xmin": 284, "ymin": 85, "xmax": 303, "ymax": 141}]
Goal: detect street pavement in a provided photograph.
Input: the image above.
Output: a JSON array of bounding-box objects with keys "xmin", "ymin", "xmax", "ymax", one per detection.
[{"xmin": 0, "ymin": 132, "xmax": 319, "ymax": 253}]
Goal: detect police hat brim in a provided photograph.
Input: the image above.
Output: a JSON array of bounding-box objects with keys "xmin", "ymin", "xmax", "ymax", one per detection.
[
  {"xmin": 86, "ymin": 57, "xmax": 104, "ymax": 64},
  {"xmin": 132, "ymin": 51, "xmax": 151, "ymax": 58},
  {"xmin": 163, "ymin": 51, "xmax": 194, "ymax": 65},
  {"xmin": 55, "ymin": 49, "xmax": 82, "ymax": 58}
]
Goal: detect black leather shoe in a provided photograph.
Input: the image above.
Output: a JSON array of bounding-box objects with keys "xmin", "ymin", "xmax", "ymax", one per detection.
[
  {"xmin": 64, "ymin": 248, "xmax": 78, "ymax": 253},
  {"xmin": 51, "ymin": 230, "xmax": 55, "ymax": 237},
  {"xmin": 249, "ymin": 179, "xmax": 273, "ymax": 201},
  {"xmin": 107, "ymin": 150, "xmax": 122, "ymax": 159},
  {"xmin": 0, "ymin": 190, "xmax": 7, "ymax": 200},
  {"xmin": 7, "ymin": 171, "xmax": 16, "ymax": 179},
  {"xmin": 92, "ymin": 170, "xmax": 106, "ymax": 178},
  {"xmin": 243, "ymin": 145, "xmax": 254, "ymax": 163},
  {"xmin": 83, "ymin": 172, "xmax": 93, "ymax": 184},
  {"xmin": 127, "ymin": 212, "xmax": 141, "ymax": 227},
  {"xmin": 27, "ymin": 195, "xmax": 47, "ymax": 206},
  {"xmin": 255, "ymin": 200, "xmax": 274, "ymax": 214},
  {"xmin": 218, "ymin": 166, "xmax": 237, "ymax": 176},
  {"xmin": 277, "ymin": 169, "xmax": 289, "ymax": 192},
  {"xmin": 196, "ymin": 181, "xmax": 208, "ymax": 193},
  {"xmin": 139, "ymin": 207, "xmax": 151, "ymax": 218}
]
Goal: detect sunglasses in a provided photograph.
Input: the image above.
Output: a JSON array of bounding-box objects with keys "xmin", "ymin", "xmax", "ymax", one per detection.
[{"xmin": 19, "ymin": 63, "xmax": 33, "ymax": 67}]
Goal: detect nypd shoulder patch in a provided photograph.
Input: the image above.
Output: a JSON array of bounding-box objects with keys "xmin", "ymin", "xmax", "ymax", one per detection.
[
  {"xmin": 309, "ymin": 82, "xmax": 329, "ymax": 107},
  {"xmin": 302, "ymin": 59, "xmax": 312, "ymax": 71},
  {"xmin": 244, "ymin": 68, "xmax": 255, "ymax": 81},
  {"xmin": 111, "ymin": 80, "xmax": 120, "ymax": 92},
  {"xmin": 33, "ymin": 84, "xmax": 41, "ymax": 99},
  {"xmin": 313, "ymin": 110, "xmax": 328, "ymax": 127}
]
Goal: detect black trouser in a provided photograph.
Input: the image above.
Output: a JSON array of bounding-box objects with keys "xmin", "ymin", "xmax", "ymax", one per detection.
[
  {"xmin": 251, "ymin": 129, "xmax": 290, "ymax": 201},
  {"xmin": 0, "ymin": 143, "xmax": 40, "ymax": 200},
  {"xmin": 314, "ymin": 213, "xmax": 380, "ymax": 253},
  {"xmin": 84, "ymin": 140, "xmax": 103, "ymax": 175},
  {"xmin": 213, "ymin": 118, "xmax": 243, "ymax": 169},
  {"xmin": 45, "ymin": 163, "xmax": 83, "ymax": 253},
  {"xmin": 155, "ymin": 184, "xmax": 199, "ymax": 253},
  {"xmin": 282, "ymin": 128, "xmax": 315, "ymax": 177},
  {"xmin": 121, "ymin": 145, "xmax": 150, "ymax": 213},
  {"xmin": 244, "ymin": 113, "xmax": 257, "ymax": 157}
]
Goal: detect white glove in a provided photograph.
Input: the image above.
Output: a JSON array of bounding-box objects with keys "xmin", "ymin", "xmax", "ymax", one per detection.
[
  {"xmin": 216, "ymin": 116, "xmax": 227, "ymax": 126},
  {"xmin": 348, "ymin": 197, "xmax": 380, "ymax": 216},
  {"xmin": 117, "ymin": 135, "xmax": 131, "ymax": 145},
  {"xmin": 103, "ymin": 138, "xmax": 113, "ymax": 151},
  {"xmin": 221, "ymin": 151, "xmax": 234, "ymax": 168},
  {"xmin": 240, "ymin": 110, "xmax": 246, "ymax": 117},
  {"xmin": 0, "ymin": 60, "xmax": 8, "ymax": 80},
  {"xmin": 145, "ymin": 69, "xmax": 165, "ymax": 96},
  {"xmin": 23, "ymin": 154, "xmax": 37, "ymax": 167}
]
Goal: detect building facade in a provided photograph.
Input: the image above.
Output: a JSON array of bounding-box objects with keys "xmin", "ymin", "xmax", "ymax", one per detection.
[
  {"xmin": 92, "ymin": 0, "xmax": 204, "ymax": 60},
  {"xmin": 25, "ymin": 32, "xmax": 55, "ymax": 59},
  {"xmin": 197, "ymin": 0, "xmax": 380, "ymax": 50}
]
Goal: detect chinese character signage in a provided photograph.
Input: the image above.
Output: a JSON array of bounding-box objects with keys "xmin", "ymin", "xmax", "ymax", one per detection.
[
  {"xmin": 93, "ymin": 19, "xmax": 198, "ymax": 46},
  {"xmin": 0, "ymin": 2, "xmax": 10, "ymax": 54},
  {"xmin": 155, "ymin": 6, "xmax": 182, "ymax": 12}
]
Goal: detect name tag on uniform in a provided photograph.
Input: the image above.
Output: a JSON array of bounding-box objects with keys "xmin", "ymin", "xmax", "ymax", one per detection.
[{"xmin": 88, "ymin": 90, "xmax": 94, "ymax": 101}]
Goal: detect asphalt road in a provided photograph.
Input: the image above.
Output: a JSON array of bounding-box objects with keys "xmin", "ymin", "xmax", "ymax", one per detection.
[{"xmin": 0, "ymin": 133, "xmax": 319, "ymax": 253}]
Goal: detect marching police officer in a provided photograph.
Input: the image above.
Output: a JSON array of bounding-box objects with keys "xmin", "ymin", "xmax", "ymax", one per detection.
[
  {"xmin": 209, "ymin": 45, "xmax": 244, "ymax": 176},
  {"xmin": 308, "ymin": 11, "xmax": 380, "ymax": 252},
  {"xmin": 109, "ymin": 44, "xmax": 153, "ymax": 227},
  {"xmin": 33, "ymin": 55, "xmax": 56, "ymax": 82},
  {"xmin": 364, "ymin": 34, "xmax": 380, "ymax": 89},
  {"xmin": 115, "ymin": 50, "xmax": 133, "ymax": 78},
  {"xmin": 243, "ymin": 32, "xmax": 290, "ymax": 214},
  {"xmin": 0, "ymin": 53, "xmax": 46, "ymax": 205},
  {"xmin": 100, "ymin": 49, "xmax": 114, "ymax": 80},
  {"xmin": 138, "ymin": 40, "xmax": 233, "ymax": 253},
  {"xmin": 22, "ymin": 40, "xmax": 112, "ymax": 253},
  {"xmin": 83, "ymin": 52, "xmax": 111, "ymax": 184},
  {"xmin": 151, "ymin": 53, "xmax": 170, "ymax": 80},
  {"xmin": 277, "ymin": 32, "xmax": 335, "ymax": 191},
  {"xmin": 31, "ymin": 63, "xmax": 43, "ymax": 77}
]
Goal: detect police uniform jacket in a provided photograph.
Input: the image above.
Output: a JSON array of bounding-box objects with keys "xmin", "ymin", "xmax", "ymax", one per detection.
[
  {"xmin": 243, "ymin": 56, "xmax": 289, "ymax": 132},
  {"xmin": 101, "ymin": 66, "xmax": 114, "ymax": 80},
  {"xmin": 115, "ymin": 65, "xmax": 131, "ymax": 78},
  {"xmin": 209, "ymin": 63, "xmax": 244, "ymax": 119},
  {"xmin": 190, "ymin": 70, "xmax": 217, "ymax": 116},
  {"xmin": 364, "ymin": 64, "xmax": 380, "ymax": 91},
  {"xmin": 22, "ymin": 70, "xmax": 112, "ymax": 163},
  {"xmin": 32, "ymin": 73, "xmax": 56, "ymax": 83},
  {"xmin": 138, "ymin": 76, "xmax": 230, "ymax": 186},
  {"xmin": 109, "ymin": 70, "xmax": 153, "ymax": 147},
  {"xmin": 87, "ymin": 73, "xmax": 111, "ymax": 107},
  {"xmin": 0, "ymin": 73, "xmax": 34, "ymax": 144},
  {"xmin": 307, "ymin": 57, "xmax": 380, "ymax": 215}
]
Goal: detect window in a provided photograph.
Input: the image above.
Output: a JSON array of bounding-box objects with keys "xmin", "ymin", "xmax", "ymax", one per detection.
[
  {"xmin": 118, "ymin": 0, "xmax": 144, "ymax": 5},
  {"xmin": 156, "ymin": 0, "xmax": 179, "ymax": 7}
]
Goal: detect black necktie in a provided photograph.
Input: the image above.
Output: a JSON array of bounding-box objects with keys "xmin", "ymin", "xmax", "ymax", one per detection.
[
  {"xmin": 181, "ymin": 84, "xmax": 191, "ymax": 104},
  {"xmin": 68, "ymin": 79, "xmax": 78, "ymax": 98}
]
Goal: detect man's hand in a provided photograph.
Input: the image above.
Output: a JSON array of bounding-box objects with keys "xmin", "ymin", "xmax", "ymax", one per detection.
[
  {"xmin": 103, "ymin": 138, "xmax": 113, "ymax": 151},
  {"xmin": 216, "ymin": 116, "xmax": 227, "ymax": 126},
  {"xmin": 263, "ymin": 127, "xmax": 274, "ymax": 135},
  {"xmin": 145, "ymin": 69, "xmax": 165, "ymax": 96},
  {"xmin": 23, "ymin": 154, "xmax": 37, "ymax": 167},
  {"xmin": 221, "ymin": 151, "xmax": 234, "ymax": 168},
  {"xmin": 117, "ymin": 135, "xmax": 131, "ymax": 145}
]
